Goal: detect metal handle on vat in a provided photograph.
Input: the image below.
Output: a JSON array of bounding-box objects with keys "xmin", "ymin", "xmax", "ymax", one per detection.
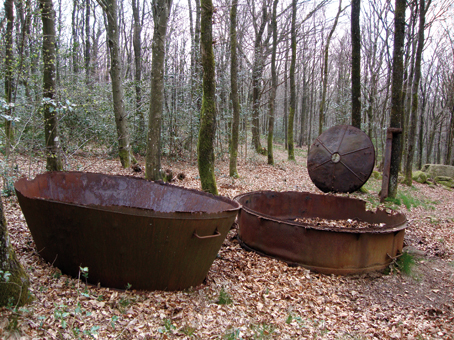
[{"xmin": 193, "ymin": 228, "xmax": 221, "ymax": 239}]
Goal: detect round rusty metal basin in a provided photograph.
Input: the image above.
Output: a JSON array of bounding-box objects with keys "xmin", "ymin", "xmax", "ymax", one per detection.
[
  {"xmin": 15, "ymin": 172, "xmax": 240, "ymax": 291},
  {"xmin": 235, "ymin": 191, "xmax": 407, "ymax": 274}
]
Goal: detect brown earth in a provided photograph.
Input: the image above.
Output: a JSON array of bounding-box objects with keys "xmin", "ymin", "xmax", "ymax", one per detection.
[{"xmin": 1, "ymin": 146, "xmax": 453, "ymax": 339}]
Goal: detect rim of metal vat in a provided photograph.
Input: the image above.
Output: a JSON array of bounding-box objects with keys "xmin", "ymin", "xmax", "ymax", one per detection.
[
  {"xmin": 15, "ymin": 172, "xmax": 241, "ymax": 291},
  {"xmin": 234, "ymin": 191, "xmax": 407, "ymax": 274}
]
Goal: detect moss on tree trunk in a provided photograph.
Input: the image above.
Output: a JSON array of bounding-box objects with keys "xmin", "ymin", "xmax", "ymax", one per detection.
[
  {"xmin": 0, "ymin": 198, "xmax": 31, "ymax": 307},
  {"xmin": 146, "ymin": 0, "xmax": 172, "ymax": 180},
  {"xmin": 40, "ymin": 0, "xmax": 63, "ymax": 171},
  {"xmin": 198, "ymin": 0, "xmax": 218, "ymax": 195},
  {"xmin": 388, "ymin": 0, "xmax": 406, "ymax": 198},
  {"xmin": 104, "ymin": 0, "xmax": 132, "ymax": 168}
]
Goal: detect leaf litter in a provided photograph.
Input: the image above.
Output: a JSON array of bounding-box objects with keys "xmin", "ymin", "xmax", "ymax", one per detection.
[{"xmin": 1, "ymin": 147, "xmax": 453, "ymax": 339}]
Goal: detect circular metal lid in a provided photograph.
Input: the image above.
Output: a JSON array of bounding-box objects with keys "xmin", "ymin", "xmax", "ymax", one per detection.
[{"xmin": 307, "ymin": 125, "xmax": 375, "ymax": 193}]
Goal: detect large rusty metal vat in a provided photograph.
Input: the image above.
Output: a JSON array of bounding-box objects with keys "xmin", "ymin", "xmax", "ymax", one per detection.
[
  {"xmin": 15, "ymin": 172, "xmax": 241, "ymax": 291},
  {"xmin": 235, "ymin": 191, "xmax": 407, "ymax": 274}
]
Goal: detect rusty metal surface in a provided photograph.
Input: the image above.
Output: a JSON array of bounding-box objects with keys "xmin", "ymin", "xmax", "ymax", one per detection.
[
  {"xmin": 15, "ymin": 172, "xmax": 241, "ymax": 291},
  {"xmin": 307, "ymin": 125, "xmax": 375, "ymax": 193},
  {"xmin": 235, "ymin": 191, "xmax": 407, "ymax": 274}
]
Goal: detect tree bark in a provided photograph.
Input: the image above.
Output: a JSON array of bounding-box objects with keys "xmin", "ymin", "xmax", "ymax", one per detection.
[
  {"xmin": 388, "ymin": 0, "xmax": 406, "ymax": 198},
  {"xmin": 319, "ymin": 0, "xmax": 342, "ymax": 135},
  {"xmin": 4, "ymin": 0, "xmax": 14, "ymax": 157},
  {"xmin": 251, "ymin": 0, "xmax": 270, "ymax": 155},
  {"xmin": 197, "ymin": 0, "xmax": 218, "ymax": 194},
  {"xmin": 0, "ymin": 198, "xmax": 31, "ymax": 307},
  {"xmin": 404, "ymin": 0, "xmax": 429, "ymax": 185},
  {"xmin": 188, "ymin": 0, "xmax": 202, "ymax": 160},
  {"xmin": 288, "ymin": 0, "xmax": 297, "ymax": 160},
  {"xmin": 71, "ymin": 0, "xmax": 79, "ymax": 75},
  {"xmin": 146, "ymin": 0, "xmax": 172, "ymax": 180},
  {"xmin": 446, "ymin": 105, "xmax": 454, "ymax": 165},
  {"xmin": 40, "ymin": 0, "xmax": 63, "ymax": 171},
  {"xmin": 132, "ymin": 0, "xmax": 145, "ymax": 145},
  {"xmin": 351, "ymin": 0, "xmax": 361, "ymax": 128},
  {"xmin": 229, "ymin": 0, "xmax": 240, "ymax": 177},
  {"xmin": 267, "ymin": 0, "xmax": 279, "ymax": 165},
  {"xmin": 99, "ymin": 0, "xmax": 132, "ymax": 168},
  {"xmin": 416, "ymin": 94, "xmax": 425, "ymax": 169},
  {"xmin": 84, "ymin": 0, "xmax": 90, "ymax": 84}
]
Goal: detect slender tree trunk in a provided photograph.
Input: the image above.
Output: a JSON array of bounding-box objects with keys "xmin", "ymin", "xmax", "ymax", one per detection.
[
  {"xmin": 404, "ymin": 0, "xmax": 429, "ymax": 185},
  {"xmin": 251, "ymin": 1, "xmax": 269, "ymax": 155},
  {"xmin": 436, "ymin": 122, "xmax": 442, "ymax": 164},
  {"xmin": 99, "ymin": 0, "xmax": 132, "ymax": 168},
  {"xmin": 71, "ymin": 0, "xmax": 79, "ymax": 75},
  {"xmin": 388, "ymin": 0, "xmax": 406, "ymax": 198},
  {"xmin": 401, "ymin": 6, "xmax": 417, "ymax": 166},
  {"xmin": 319, "ymin": 0, "xmax": 342, "ymax": 135},
  {"xmin": 446, "ymin": 106, "xmax": 454, "ymax": 165},
  {"xmin": 426, "ymin": 113, "xmax": 436, "ymax": 163},
  {"xmin": 84, "ymin": 0, "xmax": 90, "ymax": 84},
  {"xmin": 288, "ymin": 0, "xmax": 297, "ymax": 160},
  {"xmin": 40, "ymin": 0, "xmax": 63, "ymax": 171},
  {"xmin": 0, "ymin": 198, "xmax": 31, "ymax": 307},
  {"xmin": 267, "ymin": 0, "xmax": 279, "ymax": 165},
  {"xmin": 284, "ymin": 44, "xmax": 288, "ymax": 149},
  {"xmin": 198, "ymin": 0, "xmax": 218, "ymax": 194},
  {"xmin": 229, "ymin": 0, "xmax": 240, "ymax": 177},
  {"xmin": 132, "ymin": 0, "xmax": 144, "ymax": 144},
  {"xmin": 351, "ymin": 0, "xmax": 361, "ymax": 128},
  {"xmin": 146, "ymin": 0, "xmax": 173, "ymax": 180},
  {"xmin": 4, "ymin": 0, "xmax": 14, "ymax": 157},
  {"xmin": 188, "ymin": 0, "xmax": 201, "ymax": 160},
  {"xmin": 299, "ymin": 65, "xmax": 307, "ymax": 147},
  {"xmin": 416, "ymin": 100, "xmax": 425, "ymax": 169}
]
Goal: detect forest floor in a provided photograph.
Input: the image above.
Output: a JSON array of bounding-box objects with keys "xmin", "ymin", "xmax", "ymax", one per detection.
[{"xmin": 1, "ymin": 144, "xmax": 453, "ymax": 339}]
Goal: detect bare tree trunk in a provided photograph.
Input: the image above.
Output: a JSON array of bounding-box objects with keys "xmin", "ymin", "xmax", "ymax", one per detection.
[
  {"xmin": 146, "ymin": 0, "xmax": 172, "ymax": 180},
  {"xmin": 98, "ymin": 0, "xmax": 132, "ymax": 168},
  {"xmin": 251, "ymin": 0, "xmax": 270, "ymax": 155},
  {"xmin": 71, "ymin": 0, "xmax": 79, "ymax": 75},
  {"xmin": 401, "ymin": 5, "xmax": 417, "ymax": 166},
  {"xmin": 351, "ymin": 0, "xmax": 361, "ymax": 128},
  {"xmin": 84, "ymin": 0, "xmax": 90, "ymax": 84},
  {"xmin": 0, "ymin": 198, "xmax": 30, "ymax": 307},
  {"xmin": 404, "ymin": 0, "xmax": 429, "ymax": 185},
  {"xmin": 388, "ymin": 0, "xmax": 406, "ymax": 198},
  {"xmin": 198, "ymin": 0, "xmax": 218, "ymax": 194},
  {"xmin": 284, "ymin": 44, "xmax": 288, "ymax": 149},
  {"xmin": 132, "ymin": 0, "xmax": 145, "ymax": 145},
  {"xmin": 299, "ymin": 64, "xmax": 307, "ymax": 147},
  {"xmin": 267, "ymin": 0, "xmax": 279, "ymax": 165},
  {"xmin": 446, "ymin": 106, "xmax": 454, "ymax": 165},
  {"xmin": 4, "ymin": 0, "xmax": 14, "ymax": 157},
  {"xmin": 288, "ymin": 0, "xmax": 297, "ymax": 160},
  {"xmin": 416, "ymin": 98, "xmax": 425, "ymax": 169},
  {"xmin": 188, "ymin": 0, "xmax": 201, "ymax": 160},
  {"xmin": 229, "ymin": 0, "xmax": 240, "ymax": 177},
  {"xmin": 40, "ymin": 0, "xmax": 63, "ymax": 171},
  {"xmin": 319, "ymin": 0, "xmax": 342, "ymax": 135}
]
